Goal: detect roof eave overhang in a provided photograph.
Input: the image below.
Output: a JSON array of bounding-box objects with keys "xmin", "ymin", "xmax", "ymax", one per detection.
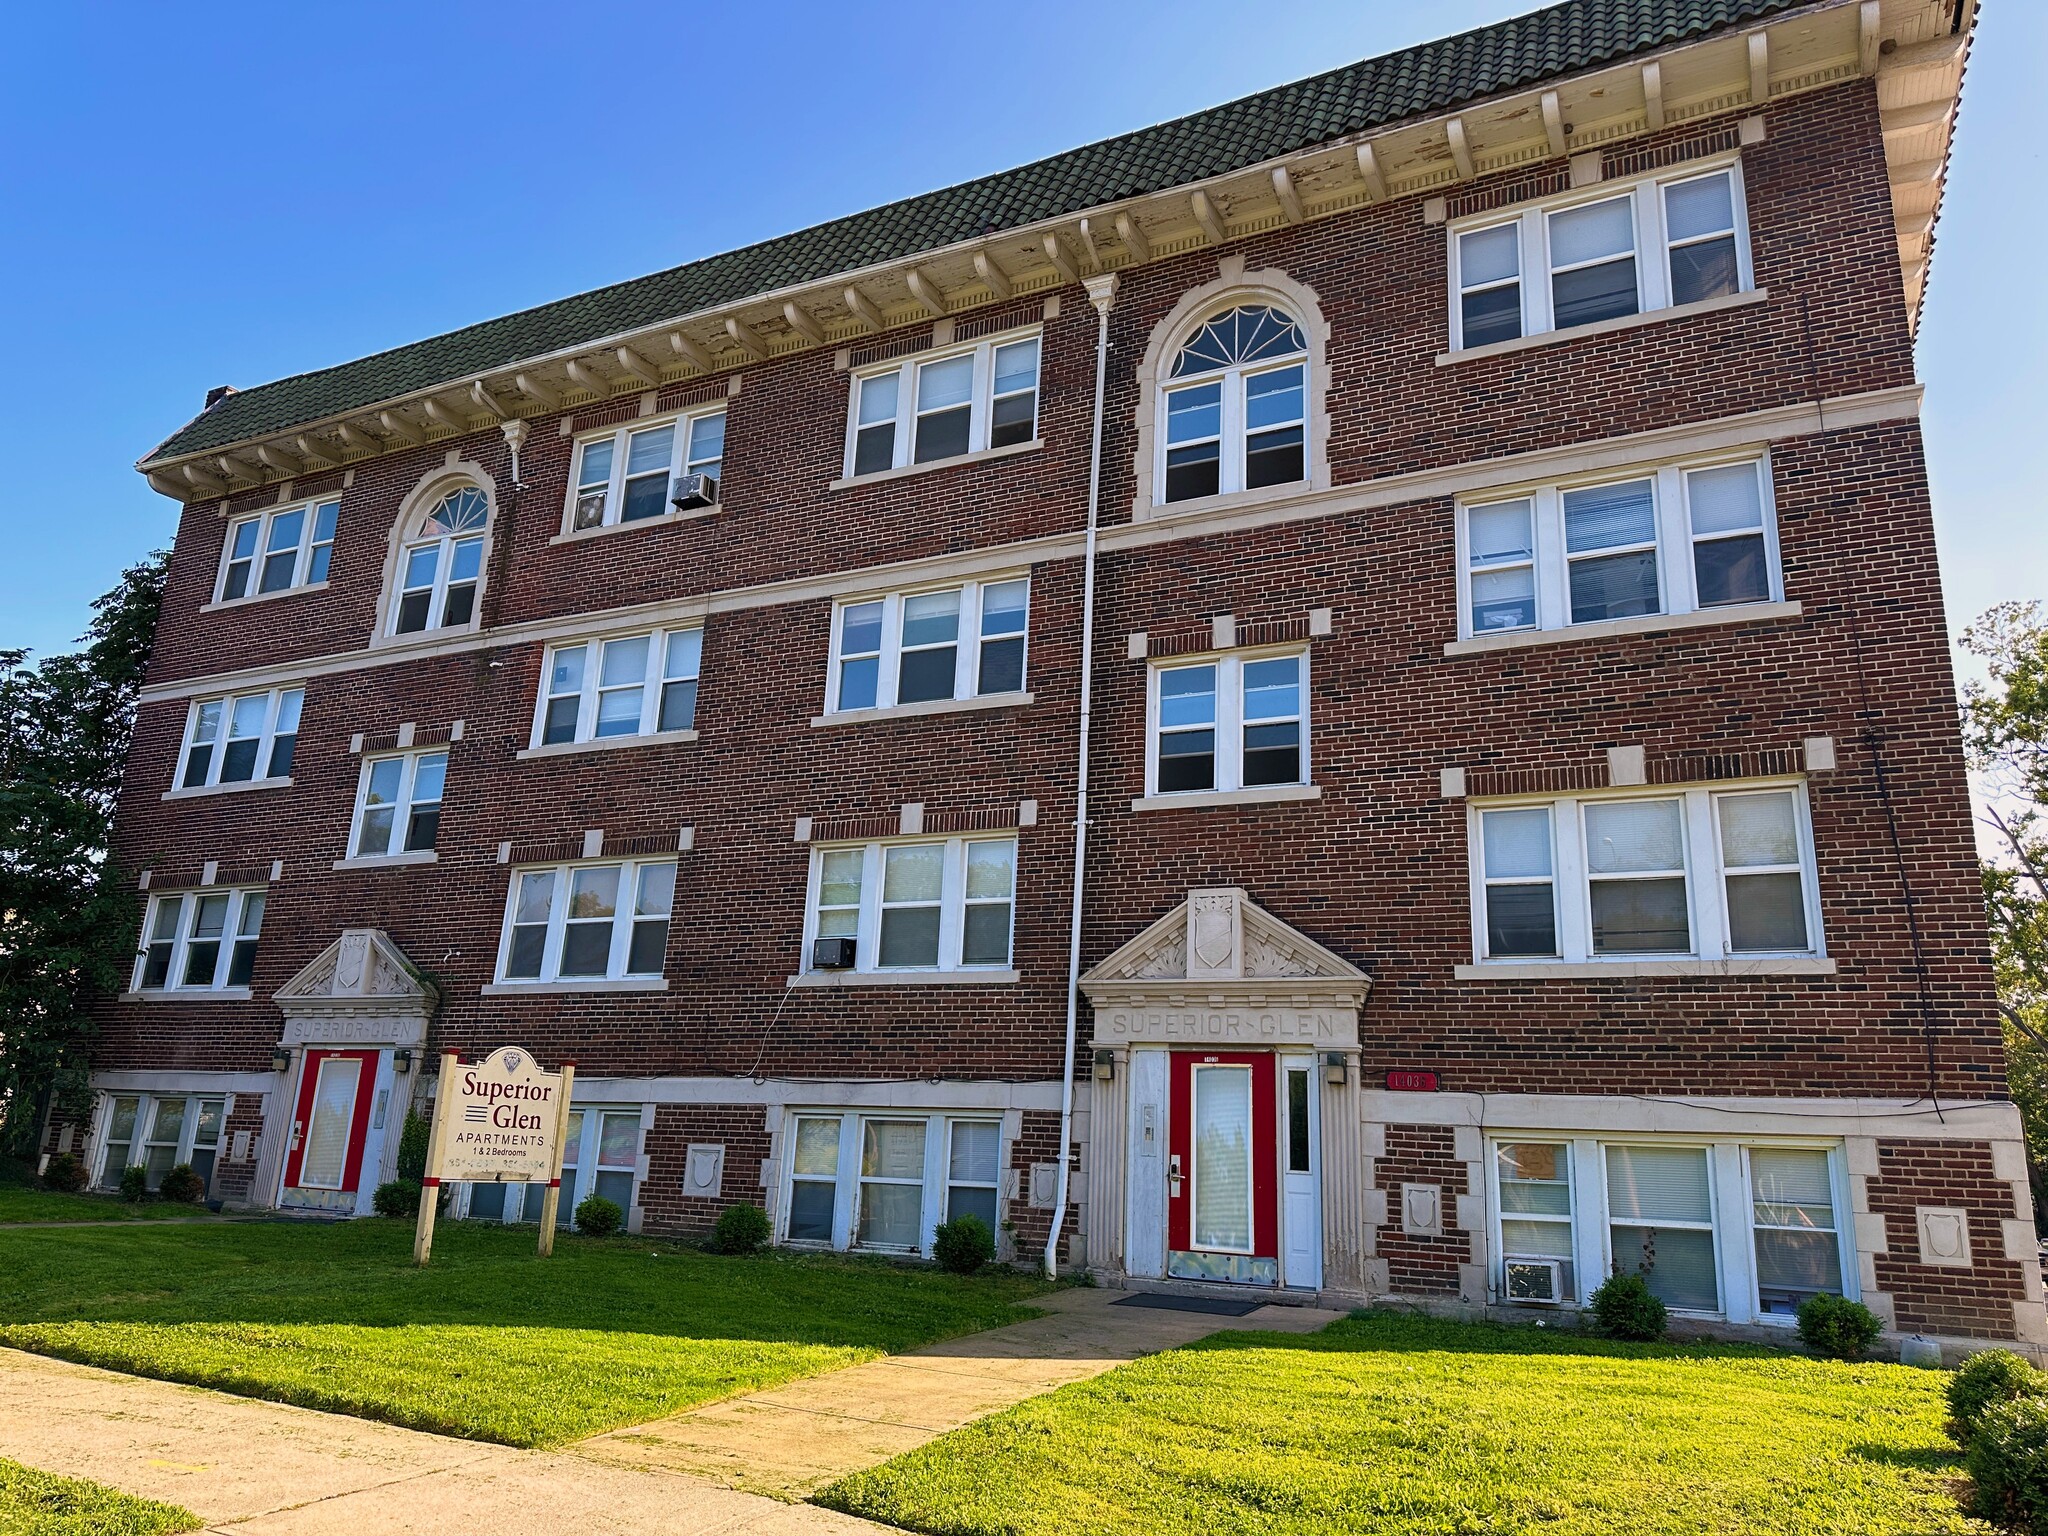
[{"xmin": 138, "ymin": 0, "xmax": 1968, "ymax": 497}]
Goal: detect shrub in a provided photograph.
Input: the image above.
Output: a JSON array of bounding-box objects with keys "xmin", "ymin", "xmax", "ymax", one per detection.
[
  {"xmin": 1588, "ymin": 1271, "xmax": 1667, "ymax": 1342},
  {"xmin": 118, "ymin": 1164, "xmax": 149, "ymax": 1204},
  {"xmin": 933, "ymin": 1214, "xmax": 996, "ymax": 1274},
  {"xmin": 395, "ymin": 1110, "xmax": 431, "ymax": 1182},
  {"xmin": 1969, "ymin": 1394, "xmax": 2048, "ymax": 1533},
  {"xmin": 41, "ymin": 1152, "xmax": 87, "ymax": 1193},
  {"xmin": 1796, "ymin": 1293, "xmax": 1884, "ymax": 1361},
  {"xmin": 157, "ymin": 1163, "xmax": 205, "ymax": 1204},
  {"xmin": 373, "ymin": 1180, "xmax": 421, "ymax": 1218},
  {"xmin": 575, "ymin": 1194, "xmax": 624, "ymax": 1237},
  {"xmin": 712, "ymin": 1202, "xmax": 770, "ymax": 1254},
  {"xmin": 1952, "ymin": 1350, "xmax": 2048, "ymax": 1446}
]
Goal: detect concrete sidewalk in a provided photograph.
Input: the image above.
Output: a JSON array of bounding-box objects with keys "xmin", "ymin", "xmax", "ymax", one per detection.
[
  {"xmin": 576, "ymin": 1286, "xmax": 1348, "ymax": 1496},
  {"xmin": 0, "ymin": 1347, "xmax": 883, "ymax": 1534}
]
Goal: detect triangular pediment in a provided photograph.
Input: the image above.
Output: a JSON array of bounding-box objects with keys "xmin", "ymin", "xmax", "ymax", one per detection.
[
  {"xmin": 1082, "ymin": 887, "xmax": 1368, "ymax": 995},
  {"xmin": 275, "ymin": 928, "xmax": 435, "ymax": 1017}
]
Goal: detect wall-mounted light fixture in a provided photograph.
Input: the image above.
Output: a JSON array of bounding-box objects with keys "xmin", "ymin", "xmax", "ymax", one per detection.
[
  {"xmin": 1324, "ymin": 1052, "xmax": 1347, "ymax": 1086},
  {"xmin": 392, "ymin": 1048, "xmax": 415, "ymax": 1075},
  {"xmin": 1092, "ymin": 1049, "xmax": 1116, "ymax": 1082},
  {"xmin": 269, "ymin": 1044, "xmax": 293, "ymax": 1073}
]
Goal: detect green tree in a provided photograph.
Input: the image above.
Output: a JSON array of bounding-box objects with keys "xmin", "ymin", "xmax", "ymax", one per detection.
[
  {"xmin": 0, "ymin": 553, "xmax": 166, "ymax": 1152},
  {"xmin": 1962, "ymin": 601, "xmax": 2048, "ymax": 1216}
]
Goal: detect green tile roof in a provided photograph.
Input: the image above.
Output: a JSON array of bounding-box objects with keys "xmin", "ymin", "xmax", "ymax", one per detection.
[{"xmin": 146, "ymin": 0, "xmax": 1801, "ymax": 464}]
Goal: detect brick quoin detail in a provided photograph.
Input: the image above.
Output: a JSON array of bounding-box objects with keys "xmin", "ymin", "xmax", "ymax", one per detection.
[
  {"xmin": 1374, "ymin": 1125, "xmax": 1470, "ymax": 1296},
  {"xmin": 1868, "ymin": 1141, "xmax": 2029, "ymax": 1339}
]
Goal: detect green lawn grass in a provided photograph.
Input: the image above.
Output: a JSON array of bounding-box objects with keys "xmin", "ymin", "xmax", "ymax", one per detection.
[
  {"xmin": 0, "ymin": 1218, "xmax": 1050, "ymax": 1448},
  {"xmin": 0, "ymin": 1162, "xmax": 213, "ymax": 1225},
  {"xmin": 0, "ymin": 1458, "xmax": 197, "ymax": 1535},
  {"xmin": 821, "ymin": 1309, "xmax": 1986, "ymax": 1536}
]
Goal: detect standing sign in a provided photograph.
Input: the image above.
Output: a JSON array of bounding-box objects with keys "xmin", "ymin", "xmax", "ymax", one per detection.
[{"xmin": 413, "ymin": 1047, "xmax": 576, "ymax": 1264}]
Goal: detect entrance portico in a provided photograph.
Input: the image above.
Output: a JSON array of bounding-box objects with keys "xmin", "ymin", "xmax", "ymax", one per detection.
[
  {"xmin": 268, "ymin": 929, "xmax": 437, "ymax": 1215},
  {"xmin": 1080, "ymin": 888, "xmax": 1371, "ymax": 1297}
]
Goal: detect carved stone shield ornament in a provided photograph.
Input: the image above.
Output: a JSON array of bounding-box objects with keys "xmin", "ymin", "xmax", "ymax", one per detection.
[
  {"xmin": 333, "ymin": 933, "xmax": 368, "ymax": 992},
  {"xmin": 1193, "ymin": 904, "xmax": 1234, "ymax": 971}
]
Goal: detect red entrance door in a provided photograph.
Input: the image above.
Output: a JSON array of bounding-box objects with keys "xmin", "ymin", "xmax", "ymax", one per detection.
[
  {"xmin": 283, "ymin": 1049, "xmax": 379, "ymax": 1195},
  {"xmin": 1167, "ymin": 1051, "xmax": 1279, "ymax": 1284}
]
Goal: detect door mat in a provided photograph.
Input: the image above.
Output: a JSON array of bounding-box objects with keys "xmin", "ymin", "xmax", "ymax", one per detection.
[{"xmin": 1111, "ymin": 1292, "xmax": 1267, "ymax": 1317}]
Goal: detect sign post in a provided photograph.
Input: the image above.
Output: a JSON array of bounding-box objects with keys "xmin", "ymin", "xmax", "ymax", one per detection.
[
  {"xmin": 534, "ymin": 1061, "xmax": 576, "ymax": 1256},
  {"xmin": 412, "ymin": 1051, "xmax": 459, "ymax": 1266},
  {"xmin": 415, "ymin": 1045, "xmax": 567, "ymax": 1266}
]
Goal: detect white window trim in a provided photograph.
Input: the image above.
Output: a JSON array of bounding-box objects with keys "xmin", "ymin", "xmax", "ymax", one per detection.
[
  {"xmin": 491, "ymin": 857, "xmax": 677, "ymax": 986},
  {"xmin": 1485, "ymin": 1133, "xmax": 1857, "ymax": 1326},
  {"xmin": 387, "ymin": 498, "xmax": 489, "ymax": 638},
  {"xmin": 824, "ymin": 577, "xmax": 1030, "ymax": 716},
  {"xmin": 562, "ymin": 404, "xmax": 727, "ymax": 535},
  {"xmin": 1464, "ymin": 778, "xmax": 1823, "ymax": 968},
  {"xmin": 129, "ymin": 887, "xmax": 266, "ymax": 996},
  {"xmin": 1455, "ymin": 452, "xmax": 1781, "ymax": 642},
  {"xmin": 344, "ymin": 748, "xmax": 448, "ymax": 862},
  {"xmin": 776, "ymin": 1111, "xmax": 1003, "ymax": 1257},
  {"xmin": 1446, "ymin": 156, "xmax": 1754, "ymax": 353},
  {"xmin": 1142, "ymin": 646, "xmax": 1312, "ymax": 799},
  {"xmin": 530, "ymin": 625, "xmax": 703, "ymax": 749},
  {"xmin": 173, "ymin": 687, "xmax": 303, "ymax": 793},
  {"xmin": 840, "ymin": 326, "xmax": 1042, "ymax": 480},
  {"xmin": 800, "ymin": 835, "xmax": 1017, "ymax": 977},
  {"xmin": 1487, "ymin": 1139, "xmax": 1578, "ymax": 1305},
  {"xmin": 94, "ymin": 1091, "xmax": 228, "ymax": 1189},
  {"xmin": 211, "ymin": 496, "xmax": 340, "ymax": 606},
  {"xmin": 1155, "ymin": 354, "xmax": 1309, "ymax": 506}
]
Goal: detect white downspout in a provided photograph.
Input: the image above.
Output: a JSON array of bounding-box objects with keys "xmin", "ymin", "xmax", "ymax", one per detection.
[{"xmin": 1045, "ymin": 272, "xmax": 1118, "ymax": 1278}]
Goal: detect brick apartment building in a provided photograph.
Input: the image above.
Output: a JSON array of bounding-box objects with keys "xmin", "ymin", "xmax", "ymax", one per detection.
[{"xmin": 51, "ymin": 0, "xmax": 2038, "ymax": 1348}]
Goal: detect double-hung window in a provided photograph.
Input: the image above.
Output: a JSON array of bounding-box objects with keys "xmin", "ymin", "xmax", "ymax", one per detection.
[
  {"xmin": 1447, "ymin": 163, "xmax": 1752, "ymax": 351},
  {"xmin": 348, "ymin": 749, "xmax": 447, "ymax": 859},
  {"xmin": 391, "ymin": 488, "xmax": 488, "ymax": 635},
  {"xmin": 1147, "ymin": 651, "xmax": 1308, "ymax": 796},
  {"xmin": 804, "ymin": 836, "xmax": 1016, "ymax": 974},
  {"xmin": 1456, "ymin": 454, "xmax": 1779, "ymax": 640},
  {"xmin": 96, "ymin": 1093, "xmax": 226, "ymax": 1193},
  {"xmin": 569, "ymin": 408, "xmax": 726, "ymax": 531},
  {"xmin": 845, "ymin": 330, "xmax": 1040, "ymax": 477},
  {"xmin": 826, "ymin": 579, "xmax": 1030, "ymax": 713},
  {"xmin": 1748, "ymin": 1146, "xmax": 1845, "ymax": 1316},
  {"xmin": 778, "ymin": 1112, "xmax": 1005, "ymax": 1255},
  {"xmin": 1160, "ymin": 305, "xmax": 1307, "ymax": 504},
  {"xmin": 1467, "ymin": 782, "xmax": 1821, "ymax": 965},
  {"xmin": 1495, "ymin": 1142, "xmax": 1576, "ymax": 1303},
  {"xmin": 535, "ymin": 626, "xmax": 702, "ymax": 746},
  {"xmin": 178, "ymin": 687, "xmax": 302, "ymax": 788},
  {"xmin": 1606, "ymin": 1144, "xmax": 1721, "ymax": 1314},
  {"xmin": 218, "ymin": 498, "xmax": 338, "ymax": 601},
  {"xmin": 496, "ymin": 858, "xmax": 675, "ymax": 984},
  {"xmin": 133, "ymin": 887, "xmax": 265, "ymax": 993}
]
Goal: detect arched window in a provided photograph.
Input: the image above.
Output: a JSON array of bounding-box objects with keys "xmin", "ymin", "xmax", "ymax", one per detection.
[
  {"xmin": 1161, "ymin": 304, "xmax": 1307, "ymax": 503},
  {"xmin": 391, "ymin": 487, "xmax": 488, "ymax": 634}
]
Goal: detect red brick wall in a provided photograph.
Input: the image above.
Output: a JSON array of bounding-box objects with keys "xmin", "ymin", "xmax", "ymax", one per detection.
[
  {"xmin": 1374, "ymin": 1124, "xmax": 1470, "ymax": 1295},
  {"xmin": 1868, "ymin": 1140, "xmax": 2029, "ymax": 1338},
  {"xmin": 639, "ymin": 1104, "xmax": 772, "ymax": 1236}
]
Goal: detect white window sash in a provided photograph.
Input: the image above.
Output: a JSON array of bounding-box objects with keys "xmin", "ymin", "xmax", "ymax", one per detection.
[
  {"xmin": 178, "ymin": 687, "xmax": 300, "ymax": 789},
  {"xmin": 1153, "ymin": 356, "xmax": 1309, "ymax": 504},
  {"xmin": 801, "ymin": 836, "xmax": 1016, "ymax": 974},
  {"xmin": 1464, "ymin": 779, "xmax": 1823, "ymax": 966},
  {"xmin": 133, "ymin": 887, "xmax": 262, "ymax": 992},
  {"xmin": 1144, "ymin": 647, "xmax": 1311, "ymax": 796},
  {"xmin": 825, "ymin": 578, "xmax": 1029, "ymax": 713},
  {"xmin": 1447, "ymin": 157, "xmax": 1751, "ymax": 351},
  {"xmin": 566, "ymin": 406, "xmax": 727, "ymax": 531},
  {"xmin": 784, "ymin": 1112, "xmax": 998, "ymax": 1255},
  {"xmin": 215, "ymin": 499, "xmax": 338, "ymax": 601},
  {"xmin": 842, "ymin": 327, "xmax": 1042, "ymax": 478},
  {"xmin": 492, "ymin": 858, "xmax": 676, "ymax": 983},
  {"xmin": 389, "ymin": 531, "xmax": 483, "ymax": 635},
  {"xmin": 531, "ymin": 626, "xmax": 703, "ymax": 747},
  {"xmin": 347, "ymin": 750, "xmax": 445, "ymax": 858},
  {"xmin": 1455, "ymin": 452, "xmax": 1778, "ymax": 639}
]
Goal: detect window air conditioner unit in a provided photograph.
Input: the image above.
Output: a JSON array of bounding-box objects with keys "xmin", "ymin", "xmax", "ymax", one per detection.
[
  {"xmin": 572, "ymin": 491, "xmax": 607, "ymax": 531},
  {"xmin": 671, "ymin": 472, "xmax": 718, "ymax": 510},
  {"xmin": 1504, "ymin": 1259, "xmax": 1562, "ymax": 1304},
  {"xmin": 811, "ymin": 936, "xmax": 857, "ymax": 970}
]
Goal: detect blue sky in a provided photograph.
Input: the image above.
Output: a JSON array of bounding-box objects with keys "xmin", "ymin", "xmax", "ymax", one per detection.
[{"xmin": 2, "ymin": 0, "xmax": 2039, "ymax": 665}]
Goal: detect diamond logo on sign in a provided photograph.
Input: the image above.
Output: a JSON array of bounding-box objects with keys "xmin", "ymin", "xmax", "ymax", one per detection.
[{"xmin": 435, "ymin": 1045, "xmax": 564, "ymax": 1185}]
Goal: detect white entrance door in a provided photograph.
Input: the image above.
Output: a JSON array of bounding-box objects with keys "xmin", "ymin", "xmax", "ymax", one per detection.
[
  {"xmin": 1280, "ymin": 1054, "xmax": 1322, "ymax": 1290},
  {"xmin": 299, "ymin": 1056, "xmax": 362, "ymax": 1189}
]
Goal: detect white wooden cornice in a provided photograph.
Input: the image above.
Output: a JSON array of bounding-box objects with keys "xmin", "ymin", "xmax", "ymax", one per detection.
[{"xmin": 138, "ymin": 0, "xmax": 1964, "ymax": 497}]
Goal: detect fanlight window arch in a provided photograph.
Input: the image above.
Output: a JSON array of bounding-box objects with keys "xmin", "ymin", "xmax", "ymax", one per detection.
[
  {"xmin": 392, "ymin": 486, "xmax": 488, "ymax": 635},
  {"xmin": 1161, "ymin": 303, "xmax": 1308, "ymax": 504}
]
